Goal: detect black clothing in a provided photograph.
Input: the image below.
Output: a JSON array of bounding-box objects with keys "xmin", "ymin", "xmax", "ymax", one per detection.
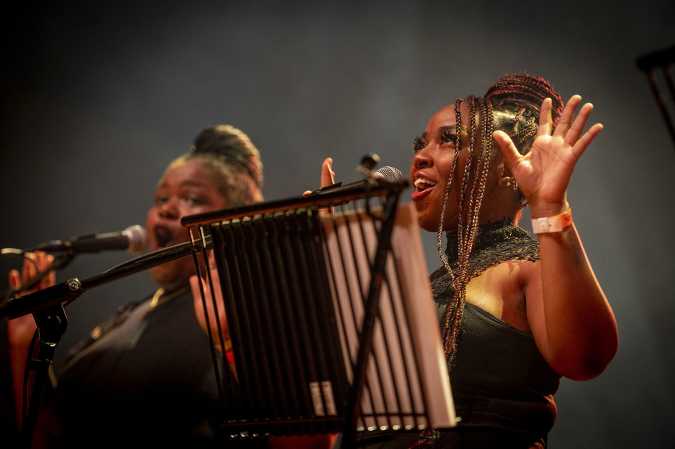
[
  {"xmin": 448, "ymin": 303, "xmax": 558, "ymax": 445},
  {"xmin": 430, "ymin": 221, "xmax": 558, "ymax": 448},
  {"xmin": 50, "ymin": 286, "xmax": 223, "ymax": 448}
]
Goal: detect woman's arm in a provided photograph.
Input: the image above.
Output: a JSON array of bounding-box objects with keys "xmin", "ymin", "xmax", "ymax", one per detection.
[{"xmin": 494, "ymin": 96, "xmax": 618, "ymax": 380}]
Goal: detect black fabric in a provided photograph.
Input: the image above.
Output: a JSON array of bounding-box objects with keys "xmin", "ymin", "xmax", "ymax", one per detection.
[
  {"xmin": 426, "ymin": 221, "xmax": 558, "ymax": 448},
  {"xmin": 0, "ymin": 318, "xmax": 20, "ymax": 448},
  {"xmin": 48, "ymin": 287, "xmax": 233, "ymax": 448},
  {"xmin": 448, "ymin": 304, "xmax": 558, "ymax": 440}
]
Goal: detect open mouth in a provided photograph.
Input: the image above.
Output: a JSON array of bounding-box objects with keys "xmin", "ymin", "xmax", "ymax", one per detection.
[
  {"xmin": 154, "ymin": 225, "xmax": 174, "ymax": 248},
  {"xmin": 412, "ymin": 176, "xmax": 437, "ymax": 200}
]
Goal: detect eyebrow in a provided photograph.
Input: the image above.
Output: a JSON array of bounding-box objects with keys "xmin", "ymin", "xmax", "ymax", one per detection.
[
  {"xmin": 156, "ymin": 179, "xmax": 210, "ymax": 190},
  {"xmin": 414, "ymin": 132, "xmax": 428, "ymax": 142},
  {"xmin": 179, "ymin": 180, "xmax": 210, "ymax": 188}
]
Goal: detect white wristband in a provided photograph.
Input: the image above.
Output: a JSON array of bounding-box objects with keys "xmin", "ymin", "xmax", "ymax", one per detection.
[{"xmin": 531, "ymin": 208, "xmax": 573, "ymax": 234}]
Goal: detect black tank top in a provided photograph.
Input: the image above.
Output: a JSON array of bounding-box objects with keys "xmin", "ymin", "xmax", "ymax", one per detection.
[
  {"xmin": 429, "ymin": 221, "xmax": 559, "ymax": 447},
  {"xmin": 449, "ymin": 302, "xmax": 559, "ymax": 436}
]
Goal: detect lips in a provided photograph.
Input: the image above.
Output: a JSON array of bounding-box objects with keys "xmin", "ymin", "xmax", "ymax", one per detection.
[
  {"xmin": 154, "ymin": 225, "xmax": 174, "ymax": 248},
  {"xmin": 411, "ymin": 174, "xmax": 437, "ymax": 201}
]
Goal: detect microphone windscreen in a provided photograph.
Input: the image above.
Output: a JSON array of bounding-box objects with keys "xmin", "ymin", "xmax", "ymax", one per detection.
[
  {"xmin": 374, "ymin": 166, "xmax": 404, "ymax": 183},
  {"xmin": 123, "ymin": 225, "xmax": 147, "ymax": 254}
]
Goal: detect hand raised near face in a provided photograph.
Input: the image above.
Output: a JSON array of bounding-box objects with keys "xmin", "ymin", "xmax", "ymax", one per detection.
[
  {"xmin": 303, "ymin": 157, "xmax": 336, "ymax": 196},
  {"xmin": 492, "ymin": 95, "xmax": 603, "ymax": 217}
]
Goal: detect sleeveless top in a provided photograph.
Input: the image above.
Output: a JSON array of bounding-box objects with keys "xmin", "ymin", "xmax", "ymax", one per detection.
[{"xmin": 430, "ymin": 220, "xmax": 560, "ymax": 446}]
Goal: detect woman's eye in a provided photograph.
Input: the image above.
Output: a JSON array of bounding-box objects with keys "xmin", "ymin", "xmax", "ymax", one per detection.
[
  {"xmin": 440, "ymin": 128, "xmax": 457, "ymax": 145},
  {"xmin": 413, "ymin": 136, "xmax": 426, "ymax": 153},
  {"xmin": 183, "ymin": 195, "xmax": 207, "ymax": 206}
]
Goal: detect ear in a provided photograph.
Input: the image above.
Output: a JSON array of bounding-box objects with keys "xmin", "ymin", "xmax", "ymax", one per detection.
[{"xmin": 495, "ymin": 160, "xmax": 513, "ymax": 183}]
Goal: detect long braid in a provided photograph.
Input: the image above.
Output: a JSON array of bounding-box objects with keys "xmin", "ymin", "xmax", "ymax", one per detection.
[
  {"xmin": 435, "ymin": 98, "xmax": 463, "ymax": 290},
  {"xmin": 436, "ymin": 73, "xmax": 563, "ymax": 370}
]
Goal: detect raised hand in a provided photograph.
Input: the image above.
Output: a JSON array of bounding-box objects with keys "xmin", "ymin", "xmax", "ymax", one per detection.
[
  {"xmin": 492, "ymin": 95, "xmax": 604, "ymax": 217},
  {"xmin": 303, "ymin": 157, "xmax": 336, "ymax": 196},
  {"xmin": 8, "ymin": 251, "xmax": 56, "ymax": 295}
]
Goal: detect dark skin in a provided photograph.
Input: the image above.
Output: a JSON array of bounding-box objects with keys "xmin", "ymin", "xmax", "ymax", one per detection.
[
  {"xmin": 6, "ymin": 159, "xmax": 230, "ymax": 429},
  {"xmin": 146, "ymin": 159, "xmax": 229, "ymax": 288},
  {"xmin": 319, "ymin": 94, "xmax": 617, "ymax": 381},
  {"xmin": 409, "ymin": 95, "xmax": 618, "ymax": 380}
]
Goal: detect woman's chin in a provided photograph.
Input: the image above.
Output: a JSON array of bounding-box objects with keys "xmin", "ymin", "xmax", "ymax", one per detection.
[
  {"xmin": 416, "ymin": 210, "xmax": 440, "ymax": 232},
  {"xmin": 150, "ymin": 265, "xmax": 190, "ymax": 288}
]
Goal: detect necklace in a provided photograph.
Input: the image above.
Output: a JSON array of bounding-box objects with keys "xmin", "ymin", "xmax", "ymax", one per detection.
[{"xmin": 430, "ymin": 218, "xmax": 539, "ymax": 309}]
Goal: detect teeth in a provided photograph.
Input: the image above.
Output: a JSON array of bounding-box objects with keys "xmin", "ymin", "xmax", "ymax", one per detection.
[{"xmin": 414, "ymin": 178, "xmax": 436, "ymax": 191}]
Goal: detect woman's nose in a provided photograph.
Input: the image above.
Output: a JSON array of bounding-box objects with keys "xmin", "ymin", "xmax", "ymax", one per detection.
[
  {"xmin": 413, "ymin": 148, "xmax": 433, "ymax": 170},
  {"xmin": 158, "ymin": 198, "xmax": 180, "ymax": 219}
]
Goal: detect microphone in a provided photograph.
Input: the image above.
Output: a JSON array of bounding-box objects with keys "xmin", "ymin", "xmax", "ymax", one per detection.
[
  {"xmin": 308, "ymin": 165, "xmax": 405, "ymax": 196},
  {"xmin": 31, "ymin": 225, "xmax": 147, "ymax": 255}
]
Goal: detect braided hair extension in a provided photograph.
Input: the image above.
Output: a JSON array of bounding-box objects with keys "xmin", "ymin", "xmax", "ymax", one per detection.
[{"xmin": 437, "ymin": 74, "xmax": 563, "ymax": 368}]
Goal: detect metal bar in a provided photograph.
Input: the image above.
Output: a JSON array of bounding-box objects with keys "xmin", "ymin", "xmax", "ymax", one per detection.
[
  {"xmin": 267, "ymin": 216, "xmax": 313, "ymax": 420},
  {"xmin": 307, "ymin": 212, "xmax": 349, "ymax": 414},
  {"xmin": 279, "ymin": 211, "xmax": 322, "ymax": 431},
  {"xmin": 181, "ymin": 182, "xmax": 408, "ymax": 226},
  {"xmin": 210, "ymin": 225, "xmax": 241, "ymax": 405},
  {"xmin": 355, "ymin": 211, "xmax": 405, "ymax": 428},
  {"xmin": 235, "ymin": 222, "xmax": 278, "ymax": 418},
  {"xmin": 646, "ymin": 69, "xmax": 675, "ymax": 147},
  {"xmin": 329, "ymin": 207, "xmax": 376, "ymax": 431},
  {"xmin": 342, "ymin": 191, "xmax": 401, "ymax": 448},
  {"xmin": 223, "ymin": 223, "xmax": 265, "ymax": 416},
  {"xmin": 244, "ymin": 220, "xmax": 286, "ymax": 417},
  {"xmin": 189, "ymin": 227, "xmax": 225, "ymax": 402},
  {"xmin": 344, "ymin": 207, "xmax": 392, "ymax": 430},
  {"xmin": 663, "ymin": 65, "xmax": 675, "ymax": 105},
  {"xmin": 289, "ymin": 212, "xmax": 331, "ymax": 428},
  {"xmin": 255, "ymin": 219, "xmax": 296, "ymax": 422}
]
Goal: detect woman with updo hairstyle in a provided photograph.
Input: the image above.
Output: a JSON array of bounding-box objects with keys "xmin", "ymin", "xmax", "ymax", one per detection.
[
  {"xmin": 10, "ymin": 124, "xmax": 265, "ymax": 448},
  {"xmin": 319, "ymin": 74, "xmax": 618, "ymax": 448}
]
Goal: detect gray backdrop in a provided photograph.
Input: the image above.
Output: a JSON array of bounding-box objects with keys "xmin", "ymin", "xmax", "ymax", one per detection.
[{"xmin": 2, "ymin": 1, "xmax": 674, "ymax": 447}]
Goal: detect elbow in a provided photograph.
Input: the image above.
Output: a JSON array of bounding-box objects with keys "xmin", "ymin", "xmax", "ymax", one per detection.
[{"xmin": 551, "ymin": 330, "xmax": 619, "ymax": 381}]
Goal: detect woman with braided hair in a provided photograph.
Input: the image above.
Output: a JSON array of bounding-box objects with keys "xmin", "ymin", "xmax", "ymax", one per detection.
[
  {"xmin": 317, "ymin": 74, "xmax": 617, "ymax": 448},
  {"xmin": 407, "ymin": 74, "xmax": 618, "ymax": 447}
]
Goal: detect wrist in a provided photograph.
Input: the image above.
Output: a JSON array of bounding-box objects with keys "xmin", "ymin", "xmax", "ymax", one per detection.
[
  {"xmin": 531, "ymin": 207, "xmax": 573, "ymax": 234},
  {"xmin": 529, "ymin": 199, "xmax": 570, "ymax": 219}
]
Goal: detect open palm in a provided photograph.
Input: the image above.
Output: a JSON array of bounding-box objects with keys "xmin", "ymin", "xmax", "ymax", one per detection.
[{"xmin": 493, "ymin": 95, "xmax": 603, "ymax": 216}]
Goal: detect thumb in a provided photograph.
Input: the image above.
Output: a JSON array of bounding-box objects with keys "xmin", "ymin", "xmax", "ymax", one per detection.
[
  {"xmin": 492, "ymin": 130, "xmax": 522, "ymax": 172},
  {"xmin": 321, "ymin": 157, "xmax": 335, "ymax": 188}
]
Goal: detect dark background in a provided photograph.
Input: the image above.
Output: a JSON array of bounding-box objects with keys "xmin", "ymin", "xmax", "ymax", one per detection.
[{"xmin": 1, "ymin": 1, "xmax": 674, "ymax": 447}]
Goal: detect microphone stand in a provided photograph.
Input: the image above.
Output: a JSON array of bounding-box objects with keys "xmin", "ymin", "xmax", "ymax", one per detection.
[{"xmin": 0, "ymin": 239, "xmax": 208, "ymax": 448}]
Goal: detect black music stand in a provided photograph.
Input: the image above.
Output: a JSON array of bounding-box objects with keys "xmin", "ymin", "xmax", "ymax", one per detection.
[
  {"xmin": 637, "ymin": 45, "xmax": 675, "ymax": 149},
  {"xmin": 182, "ymin": 180, "xmax": 456, "ymax": 448}
]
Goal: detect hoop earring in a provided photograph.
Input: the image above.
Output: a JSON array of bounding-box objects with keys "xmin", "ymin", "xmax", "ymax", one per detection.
[{"xmin": 500, "ymin": 176, "xmax": 518, "ymax": 191}]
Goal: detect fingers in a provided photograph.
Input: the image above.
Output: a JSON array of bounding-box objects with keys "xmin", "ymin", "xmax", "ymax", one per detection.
[
  {"xmin": 12, "ymin": 251, "xmax": 56, "ymax": 294},
  {"xmin": 553, "ymin": 95, "xmax": 582, "ymax": 137},
  {"xmin": 320, "ymin": 157, "xmax": 335, "ymax": 188},
  {"xmin": 22, "ymin": 252, "xmax": 37, "ymax": 287},
  {"xmin": 572, "ymin": 123, "xmax": 603, "ymax": 160},
  {"xmin": 9, "ymin": 269, "xmax": 21, "ymax": 290},
  {"xmin": 565, "ymin": 102, "xmax": 594, "ymax": 146},
  {"xmin": 492, "ymin": 130, "xmax": 522, "ymax": 172},
  {"xmin": 38, "ymin": 252, "xmax": 55, "ymax": 289},
  {"xmin": 537, "ymin": 98, "xmax": 553, "ymax": 137}
]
